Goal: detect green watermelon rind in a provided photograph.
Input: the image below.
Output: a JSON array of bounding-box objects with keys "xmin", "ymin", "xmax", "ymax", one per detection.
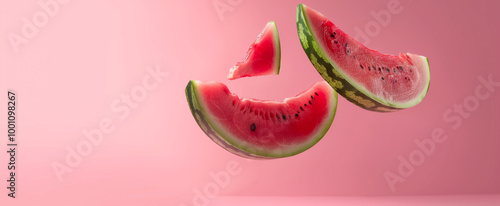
[
  {"xmin": 296, "ymin": 4, "xmax": 430, "ymax": 112},
  {"xmin": 270, "ymin": 21, "xmax": 281, "ymax": 76},
  {"xmin": 185, "ymin": 80, "xmax": 338, "ymax": 158}
]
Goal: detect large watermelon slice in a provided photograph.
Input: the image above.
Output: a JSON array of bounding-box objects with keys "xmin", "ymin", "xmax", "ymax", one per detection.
[
  {"xmin": 185, "ymin": 80, "xmax": 337, "ymax": 158},
  {"xmin": 227, "ymin": 21, "xmax": 281, "ymax": 80},
  {"xmin": 296, "ymin": 4, "xmax": 430, "ymax": 112}
]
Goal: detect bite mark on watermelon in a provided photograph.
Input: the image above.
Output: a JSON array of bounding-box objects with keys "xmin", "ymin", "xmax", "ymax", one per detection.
[
  {"xmin": 296, "ymin": 4, "xmax": 430, "ymax": 111},
  {"xmin": 227, "ymin": 21, "xmax": 281, "ymax": 80},
  {"xmin": 185, "ymin": 80, "xmax": 338, "ymax": 158}
]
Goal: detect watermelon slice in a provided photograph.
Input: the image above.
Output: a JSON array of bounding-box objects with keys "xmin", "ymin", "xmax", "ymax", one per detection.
[
  {"xmin": 185, "ymin": 80, "xmax": 337, "ymax": 158},
  {"xmin": 227, "ymin": 21, "xmax": 281, "ymax": 80},
  {"xmin": 296, "ymin": 4, "xmax": 430, "ymax": 112}
]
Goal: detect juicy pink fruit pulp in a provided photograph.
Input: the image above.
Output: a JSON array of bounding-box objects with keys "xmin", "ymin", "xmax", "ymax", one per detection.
[
  {"xmin": 196, "ymin": 81, "xmax": 333, "ymax": 150},
  {"xmin": 227, "ymin": 22, "xmax": 279, "ymax": 80},
  {"xmin": 305, "ymin": 6, "xmax": 428, "ymax": 103}
]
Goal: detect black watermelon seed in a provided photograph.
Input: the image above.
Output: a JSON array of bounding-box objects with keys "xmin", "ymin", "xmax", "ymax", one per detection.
[
  {"xmin": 300, "ymin": 106, "xmax": 304, "ymax": 111},
  {"xmin": 250, "ymin": 123, "xmax": 256, "ymax": 131},
  {"xmin": 394, "ymin": 79, "xmax": 398, "ymax": 83},
  {"xmin": 282, "ymin": 115, "xmax": 286, "ymax": 120},
  {"xmin": 368, "ymin": 67, "xmax": 371, "ymax": 71},
  {"xmin": 295, "ymin": 114, "xmax": 299, "ymax": 117},
  {"xmin": 311, "ymin": 95, "xmax": 314, "ymax": 100},
  {"xmin": 393, "ymin": 69, "xmax": 396, "ymax": 72},
  {"xmin": 360, "ymin": 65, "xmax": 364, "ymax": 69},
  {"xmin": 315, "ymin": 92, "xmax": 319, "ymax": 96},
  {"xmin": 386, "ymin": 68, "xmax": 390, "ymax": 72},
  {"xmin": 334, "ymin": 40, "xmax": 338, "ymax": 44},
  {"xmin": 345, "ymin": 43, "xmax": 348, "ymax": 47},
  {"xmin": 378, "ymin": 67, "xmax": 381, "ymax": 71},
  {"xmin": 304, "ymin": 104, "xmax": 307, "ymax": 107},
  {"xmin": 381, "ymin": 77, "xmax": 385, "ymax": 80},
  {"xmin": 308, "ymin": 101, "xmax": 312, "ymax": 105},
  {"xmin": 333, "ymin": 32, "xmax": 336, "ymax": 35},
  {"xmin": 401, "ymin": 66, "xmax": 404, "ymax": 71},
  {"xmin": 330, "ymin": 34, "xmax": 335, "ymax": 38}
]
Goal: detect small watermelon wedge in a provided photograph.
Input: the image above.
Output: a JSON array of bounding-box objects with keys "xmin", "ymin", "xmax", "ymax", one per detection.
[
  {"xmin": 296, "ymin": 4, "xmax": 430, "ymax": 112},
  {"xmin": 185, "ymin": 80, "xmax": 337, "ymax": 158},
  {"xmin": 227, "ymin": 21, "xmax": 281, "ymax": 80}
]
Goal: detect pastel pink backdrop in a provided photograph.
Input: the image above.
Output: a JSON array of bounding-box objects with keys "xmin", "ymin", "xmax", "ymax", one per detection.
[{"xmin": 1, "ymin": 0, "xmax": 499, "ymax": 205}]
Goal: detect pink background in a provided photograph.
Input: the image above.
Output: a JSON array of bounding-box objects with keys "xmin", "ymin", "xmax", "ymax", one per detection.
[{"xmin": 1, "ymin": 0, "xmax": 499, "ymax": 205}]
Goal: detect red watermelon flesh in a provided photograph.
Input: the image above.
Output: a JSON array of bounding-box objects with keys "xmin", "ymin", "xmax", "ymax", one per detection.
[
  {"xmin": 227, "ymin": 21, "xmax": 281, "ymax": 80},
  {"xmin": 185, "ymin": 80, "xmax": 337, "ymax": 158}
]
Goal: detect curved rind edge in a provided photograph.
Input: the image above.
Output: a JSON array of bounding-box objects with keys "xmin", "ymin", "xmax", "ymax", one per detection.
[{"xmin": 271, "ymin": 21, "xmax": 281, "ymax": 76}]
